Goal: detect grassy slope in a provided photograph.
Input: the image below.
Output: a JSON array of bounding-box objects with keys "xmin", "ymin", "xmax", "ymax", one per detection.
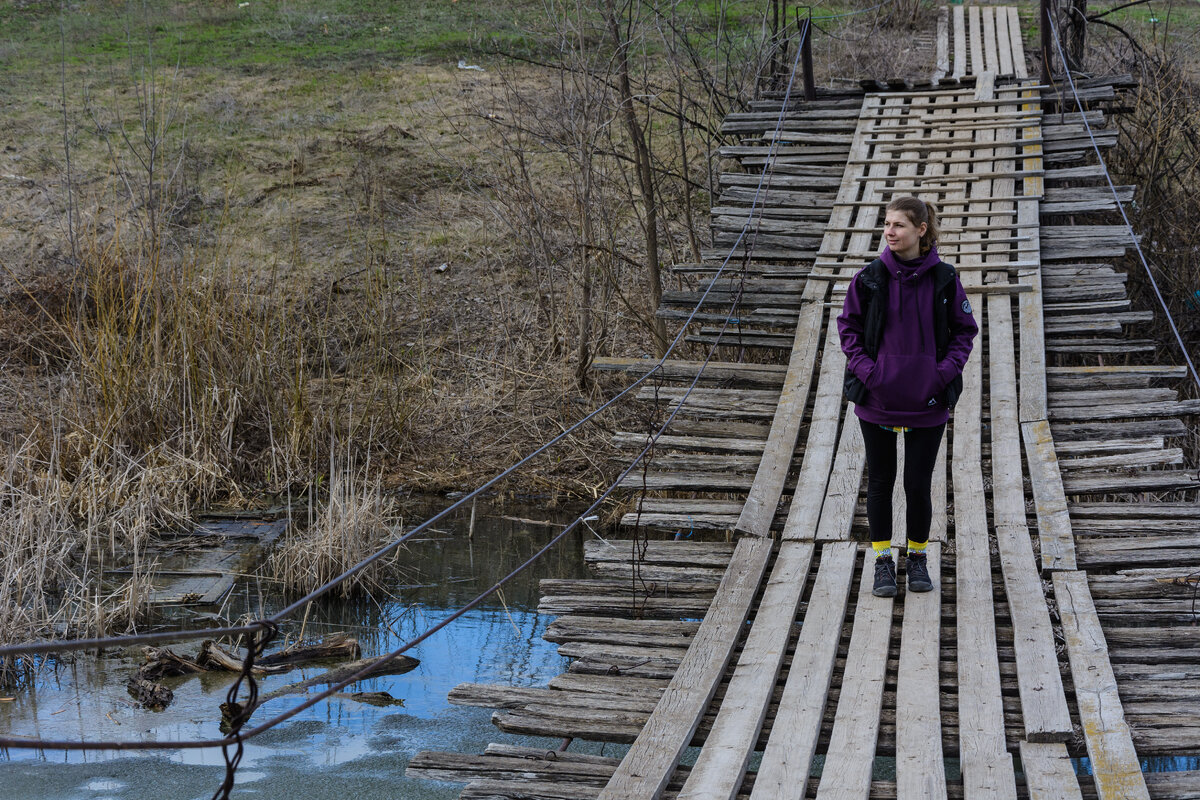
[
  {"xmin": 0, "ymin": 0, "xmax": 553, "ymax": 70},
  {"xmin": 0, "ymin": 0, "xmax": 932, "ymax": 495}
]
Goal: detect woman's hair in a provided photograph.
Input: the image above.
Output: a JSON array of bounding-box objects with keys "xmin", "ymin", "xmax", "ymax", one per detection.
[{"xmin": 886, "ymin": 197, "xmax": 940, "ymax": 253}]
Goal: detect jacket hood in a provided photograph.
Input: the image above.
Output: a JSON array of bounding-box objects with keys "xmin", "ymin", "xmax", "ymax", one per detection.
[{"xmin": 880, "ymin": 243, "xmax": 941, "ymax": 280}]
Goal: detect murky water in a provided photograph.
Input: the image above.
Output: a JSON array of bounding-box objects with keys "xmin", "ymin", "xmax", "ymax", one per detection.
[{"xmin": 0, "ymin": 499, "xmax": 618, "ymax": 799}]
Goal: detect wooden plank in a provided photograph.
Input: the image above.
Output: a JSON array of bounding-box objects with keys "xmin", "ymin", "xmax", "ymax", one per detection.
[
  {"xmin": 1021, "ymin": 419, "xmax": 1076, "ymax": 571},
  {"xmin": 1060, "ymin": 447, "xmax": 1184, "ymax": 471},
  {"xmin": 677, "ymin": 541, "xmax": 816, "ymax": 800},
  {"xmin": 995, "ymin": 6, "xmax": 1014, "ymax": 76},
  {"xmin": 732, "ymin": 291, "xmax": 825, "ymax": 536},
  {"xmin": 895, "ymin": 542, "xmax": 946, "ymax": 799},
  {"xmin": 1009, "ymin": 7, "xmax": 1029, "ymax": 79},
  {"xmin": 1018, "ymin": 742, "xmax": 1083, "ymax": 799},
  {"xmin": 596, "ymin": 536, "xmax": 773, "ymax": 800},
  {"xmin": 592, "ymin": 357, "xmax": 787, "ymax": 387},
  {"xmin": 814, "ymin": 413, "xmax": 866, "ymax": 542},
  {"xmin": 969, "ymin": 5, "xmax": 984, "ymax": 76},
  {"xmin": 934, "ymin": 6, "xmax": 950, "ymax": 82},
  {"xmin": 750, "ymin": 541, "xmax": 858, "ymax": 800},
  {"xmin": 1052, "ymin": 571, "xmax": 1150, "ymax": 800},
  {"xmin": 951, "ymin": 83, "xmax": 1018, "ymax": 797},
  {"xmin": 813, "ymin": 548, "xmax": 895, "ymax": 799},
  {"xmin": 953, "ymin": 5, "xmax": 968, "ymax": 79},
  {"xmin": 987, "ymin": 196, "xmax": 1074, "ymax": 743},
  {"xmin": 1015, "ymin": 89, "xmax": 1048, "ymax": 423},
  {"xmin": 982, "ymin": 6, "xmax": 1000, "ymax": 74},
  {"xmin": 781, "ymin": 322, "xmax": 849, "ymax": 540}
]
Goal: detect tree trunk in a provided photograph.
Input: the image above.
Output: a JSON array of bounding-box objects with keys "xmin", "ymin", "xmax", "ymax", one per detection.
[
  {"xmin": 1065, "ymin": 0, "xmax": 1088, "ymax": 72},
  {"xmin": 606, "ymin": 0, "xmax": 669, "ymax": 356},
  {"xmin": 575, "ymin": 145, "xmax": 596, "ymax": 390}
]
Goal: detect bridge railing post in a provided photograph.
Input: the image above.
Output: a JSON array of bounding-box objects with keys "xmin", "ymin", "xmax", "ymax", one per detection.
[{"xmin": 799, "ymin": 7, "xmax": 815, "ymax": 101}]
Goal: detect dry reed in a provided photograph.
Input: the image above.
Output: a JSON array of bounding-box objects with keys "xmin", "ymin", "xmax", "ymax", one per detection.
[
  {"xmin": 266, "ymin": 450, "xmax": 405, "ymax": 598},
  {"xmin": 0, "ymin": 434, "xmax": 160, "ymax": 686}
]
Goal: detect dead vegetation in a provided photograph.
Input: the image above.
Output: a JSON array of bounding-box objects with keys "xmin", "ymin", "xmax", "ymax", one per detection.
[
  {"xmin": 267, "ymin": 450, "xmax": 406, "ymax": 597},
  {"xmin": 0, "ymin": 1, "xmax": 980, "ymax": 659}
]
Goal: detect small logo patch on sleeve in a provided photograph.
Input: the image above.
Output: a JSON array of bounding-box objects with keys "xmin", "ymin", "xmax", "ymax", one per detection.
[{"xmin": 962, "ymin": 299, "xmax": 972, "ymax": 314}]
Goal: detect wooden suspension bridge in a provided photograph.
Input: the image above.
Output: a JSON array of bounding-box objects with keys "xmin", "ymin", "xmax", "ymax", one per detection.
[{"xmin": 409, "ymin": 7, "xmax": 1200, "ymax": 799}]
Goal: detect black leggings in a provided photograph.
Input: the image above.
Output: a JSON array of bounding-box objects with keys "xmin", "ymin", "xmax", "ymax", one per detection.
[{"xmin": 859, "ymin": 418, "xmax": 945, "ymax": 546}]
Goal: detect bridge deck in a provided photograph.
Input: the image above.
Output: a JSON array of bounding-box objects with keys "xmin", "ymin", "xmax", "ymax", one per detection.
[{"xmin": 409, "ymin": 7, "xmax": 1200, "ymax": 799}]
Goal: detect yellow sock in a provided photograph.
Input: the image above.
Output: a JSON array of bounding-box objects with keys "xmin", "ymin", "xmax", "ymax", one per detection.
[
  {"xmin": 872, "ymin": 541, "xmax": 892, "ymax": 560},
  {"xmin": 907, "ymin": 539, "xmax": 927, "ymax": 555}
]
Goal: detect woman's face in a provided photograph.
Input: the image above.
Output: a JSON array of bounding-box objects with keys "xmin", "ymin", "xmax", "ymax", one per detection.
[{"xmin": 883, "ymin": 211, "xmax": 927, "ymax": 259}]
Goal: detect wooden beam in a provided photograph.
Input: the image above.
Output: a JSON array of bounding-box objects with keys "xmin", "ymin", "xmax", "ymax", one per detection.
[
  {"xmin": 1052, "ymin": 571, "xmax": 1150, "ymax": 800},
  {"xmin": 896, "ymin": 542, "xmax": 947, "ymax": 799}
]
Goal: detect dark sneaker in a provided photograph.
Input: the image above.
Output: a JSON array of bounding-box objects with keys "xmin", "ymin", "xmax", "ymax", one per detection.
[
  {"xmin": 872, "ymin": 556, "xmax": 898, "ymax": 597},
  {"xmin": 906, "ymin": 551, "xmax": 933, "ymax": 593}
]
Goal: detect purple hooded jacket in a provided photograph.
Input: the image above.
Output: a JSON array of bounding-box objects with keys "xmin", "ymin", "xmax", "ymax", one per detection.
[{"xmin": 836, "ymin": 245, "xmax": 979, "ymax": 427}]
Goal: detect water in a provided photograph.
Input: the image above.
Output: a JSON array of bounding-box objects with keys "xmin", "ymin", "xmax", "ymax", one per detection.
[{"xmin": 0, "ymin": 499, "xmax": 608, "ymax": 799}]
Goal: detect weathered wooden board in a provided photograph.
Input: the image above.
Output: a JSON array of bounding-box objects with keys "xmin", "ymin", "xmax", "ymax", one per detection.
[
  {"xmin": 1052, "ymin": 571, "xmax": 1150, "ymax": 800},
  {"xmin": 813, "ymin": 548, "xmax": 895, "ymax": 799},
  {"xmin": 1018, "ymin": 742, "xmax": 1083, "ymax": 800},
  {"xmin": 596, "ymin": 537, "xmax": 773, "ymax": 800},
  {"xmin": 987, "ymin": 231, "xmax": 1073, "ymax": 743},
  {"xmin": 896, "ymin": 543, "xmax": 946, "ymax": 799},
  {"xmin": 1020, "ymin": 419, "xmax": 1076, "ymax": 571},
  {"xmin": 780, "ymin": 322, "xmax": 850, "ymax": 540},
  {"xmin": 952, "ymin": 78, "xmax": 1020, "ymax": 800},
  {"xmin": 750, "ymin": 542, "xmax": 858, "ymax": 800},
  {"xmin": 676, "ymin": 540, "xmax": 815, "ymax": 800}
]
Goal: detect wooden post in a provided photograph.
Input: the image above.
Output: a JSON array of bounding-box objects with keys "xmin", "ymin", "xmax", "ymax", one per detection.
[
  {"xmin": 1041, "ymin": 0, "xmax": 1053, "ymax": 84},
  {"xmin": 799, "ymin": 7, "xmax": 815, "ymax": 101}
]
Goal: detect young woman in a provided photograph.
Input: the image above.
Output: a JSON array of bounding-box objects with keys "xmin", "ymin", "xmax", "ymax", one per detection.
[{"xmin": 836, "ymin": 197, "xmax": 978, "ymax": 597}]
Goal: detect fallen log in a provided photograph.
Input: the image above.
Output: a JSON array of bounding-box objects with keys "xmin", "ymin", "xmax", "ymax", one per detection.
[
  {"xmin": 255, "ymin": 652, "xmax": 420, "ymax": 705},
  {"xmin": 198, "ymin": 640, "xmax": 289, "ymax": 675},
  {"xmin": 258, "ymin": 634, "xmax": 362, "ymax": 667}
]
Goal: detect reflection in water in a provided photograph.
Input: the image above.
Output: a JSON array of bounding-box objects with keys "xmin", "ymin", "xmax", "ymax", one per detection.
[{"xmin": 0, "ymin": 499, "xmax": 608, "ymax": 799}]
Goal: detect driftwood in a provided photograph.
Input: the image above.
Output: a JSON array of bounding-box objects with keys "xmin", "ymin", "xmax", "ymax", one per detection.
[
  {"xmin": 258, "ymin": 634, "xmax": 362, "ymax": 667},
  {"xmin": 126, "ymin": 646, "xmax": 205, "ymax": 710},
  {"xmin": 137, "ymin": 646, "xmax": 206, "ymax": 681},
  {"xmin": 256, "ymin": 652, "xmax": 420, "ymax": 705},
  {"xmin": 199, "ymin": 635, "xmax": 363, "ymax": 674},
  {"xmin": 127, "ymin": 635, "xmax": 394, "ymax": 716},
  {"xmin": 127, "ymin": 675, "xmax": 173, "ymax": 711},
  {"xmin": 198, "ymin": 640, "xmax": 289, "ymax": 675}
]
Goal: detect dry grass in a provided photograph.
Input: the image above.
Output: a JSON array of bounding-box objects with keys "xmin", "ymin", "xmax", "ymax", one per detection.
[
  {"xmin": 0, "ymin": 434, "xmax": 160, "ymax": 686},
  {"xmin": 0, "ymin": 2, "xmax": 960, "ymax": 654},
  {"xmin": 267, "ymin": 450, "xmax": 405, "ymax": 598}
]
